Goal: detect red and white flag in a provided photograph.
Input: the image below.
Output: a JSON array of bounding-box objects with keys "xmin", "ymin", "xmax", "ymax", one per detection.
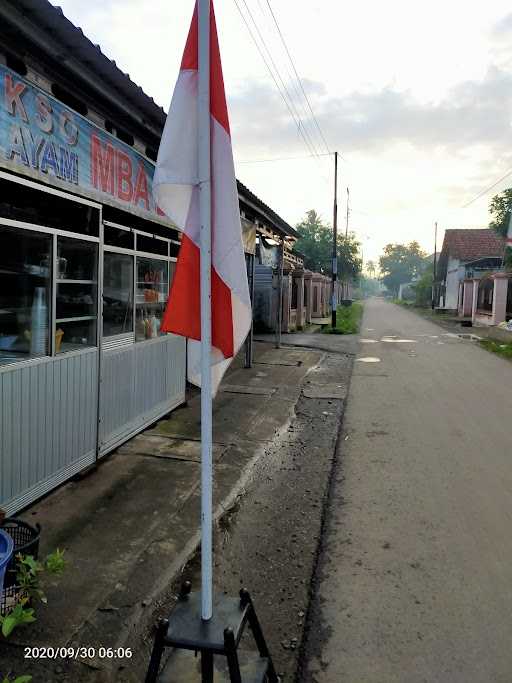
[{"xmin": 154, "ymin": 1, "xmax": 251, "ymax": 395}]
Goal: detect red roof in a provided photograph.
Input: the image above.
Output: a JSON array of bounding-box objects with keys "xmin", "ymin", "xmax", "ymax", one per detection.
[{"xmin": 440, "ymin": 229, "xmax": 504, "ymax": 262}]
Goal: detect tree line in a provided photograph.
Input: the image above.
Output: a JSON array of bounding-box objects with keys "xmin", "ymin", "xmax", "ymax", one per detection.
[{"xmin": 293, "ymin": 210, "xmax": 362, "ymax": 280}]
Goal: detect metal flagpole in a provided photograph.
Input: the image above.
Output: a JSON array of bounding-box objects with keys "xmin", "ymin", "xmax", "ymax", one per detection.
[
  {"xmin": 198, "ymin": 0, "xmax": 213, "ymax": 622},
  {"xmin": 275, "ymin": 237, "xmax": 284, "ymax": 348},
  {"xmin": 343, "ymin": 186, "xmax": 349, "ymax": 298}
]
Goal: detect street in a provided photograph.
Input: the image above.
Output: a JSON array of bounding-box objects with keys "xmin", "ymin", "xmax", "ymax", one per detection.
[{"xmin": 301, "ymin": 298, "xmax": 512, "ymax": 683}]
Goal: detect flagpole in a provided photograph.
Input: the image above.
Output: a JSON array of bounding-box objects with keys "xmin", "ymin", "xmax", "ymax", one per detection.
[{"xmin": 198, "ymin": 0, "xmax": 213, "ymax": 622}]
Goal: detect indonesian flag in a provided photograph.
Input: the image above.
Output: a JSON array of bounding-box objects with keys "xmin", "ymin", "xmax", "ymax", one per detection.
[
  {"xmin": 507, "ymin": 209, "xmax": 512, "ymax": 247},
  {"xmin": 154, "ymin": 1, "xmax": 251, "ymax": 395}
]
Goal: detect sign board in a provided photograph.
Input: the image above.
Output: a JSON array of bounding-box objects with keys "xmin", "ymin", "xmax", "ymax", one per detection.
[
  {"xmin": 259, "ymin": 235, "xmax": 279, "ymax": 268},
  {"xmin": 241, "ymin": 217, "xmax": 256, "ymax": 255},
  {"xmin": 0, "ymin": 64, "xmax": 171, "ymax": 226}
]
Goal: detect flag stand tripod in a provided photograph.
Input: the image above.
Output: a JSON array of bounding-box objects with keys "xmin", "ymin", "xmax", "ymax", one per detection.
[{"xmin": 145, "ymin": 582, "xmax": 279, "ymax": 683}]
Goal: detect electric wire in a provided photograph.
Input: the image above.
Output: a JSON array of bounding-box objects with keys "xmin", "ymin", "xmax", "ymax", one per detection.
[
  {"xmin": 237, "ymin": 0, "xmax": 321, "ymax": 160},
  {"xmin": 238, "ymin": 152, "xmax": 332, "ymax": 163},
  {"xmin": 254, "ymin": 0, "xmax": 321, "ymax": 155},
  {"xmin": 265, "ymin": 0, "xmax": 331, "ymax": 155},
  {"xmin": 462, "ymin": 166, "xmax": 512, "ymax": 208}
]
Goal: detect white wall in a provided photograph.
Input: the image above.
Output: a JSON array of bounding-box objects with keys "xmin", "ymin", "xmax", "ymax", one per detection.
[{"xmin": 444, "ymin": 258, "xmax": 465, "ymax": 310}]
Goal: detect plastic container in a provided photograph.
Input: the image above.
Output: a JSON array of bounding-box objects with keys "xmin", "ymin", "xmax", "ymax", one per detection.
[
  {"xmin": 0, "ymin": 529, "xmax": 14, "ymax": 598},
  {"xmin": 0, "ymin": 518, "xmax": 41, "ymax": 588},
  {"xmin": 30, "ymin": 286, "xmax": 48, "ymax": 356}
]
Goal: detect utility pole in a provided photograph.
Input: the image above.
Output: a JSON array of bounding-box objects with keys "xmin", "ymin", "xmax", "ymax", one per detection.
[
  {"xmin": 432, "ymin": 221, "xmax": 438, "ymax": 310},
  {"xmin": 331, "ymin": 151, "xmax": 338, "ymax": 328},
  {"xmin": 345, "ymin": 187, "xmax": 349, "ymax": 237}
]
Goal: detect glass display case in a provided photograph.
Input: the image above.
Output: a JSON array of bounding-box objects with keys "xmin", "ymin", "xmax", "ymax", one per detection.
[
  {"xmin": 55, "ymin": 237, "xmax": 98, "ymax": 353},
  {"xmin": 135, "ymin": 257, "xmax": 169, "ymax": 341},
  {"xmin": 0, "ymin": 225, "xmax": 52, "ymax": 365},
  {"xmin": 103, "ymin": 252, "xmax": 134, "ymax": 337}
]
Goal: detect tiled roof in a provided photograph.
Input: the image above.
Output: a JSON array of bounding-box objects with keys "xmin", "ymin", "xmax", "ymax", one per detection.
[{"xmin": 440, "ymin": 229, "xmax": 504, "ymax": 262}]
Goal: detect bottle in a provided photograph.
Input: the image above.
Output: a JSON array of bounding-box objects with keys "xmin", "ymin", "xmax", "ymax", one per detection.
[{"xmin": 151, "ymin": 315, "xmax": 158, "ymax": 338}]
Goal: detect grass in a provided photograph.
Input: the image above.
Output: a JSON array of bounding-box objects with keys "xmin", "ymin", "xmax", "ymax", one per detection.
[
  {"xmin": 479, "ymin": 338, "xmax": 512, "ymax": 361},
  {"xmin": 322, "ymin": 302, "xmax": 363, "ymax": 335}
]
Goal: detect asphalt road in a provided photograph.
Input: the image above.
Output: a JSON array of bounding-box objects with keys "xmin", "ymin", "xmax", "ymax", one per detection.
[{"xmin": 301, "ymin": 298, "xmax": 512, "ymax": 683}]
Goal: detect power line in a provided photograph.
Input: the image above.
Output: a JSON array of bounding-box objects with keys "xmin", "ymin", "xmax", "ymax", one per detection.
[
  {"xmin": 462, "ymin": 166, "xmax": 512, "ymax": 208},
  {"xmin": 254, "ymin": 0, "xmax": 321, "ymax": 155},
  {"xmin": 238, "ymin": 152, "xmax": 333, "ymax": 164},
  {"xmin": 232, "ymin": 0, "xmax": 321, "ymax": 161},
  {"xmin": 239, "ymin": 0, "xmax": 321, "ymax": 159},
  {"xmin": 266, "ymin": 0, "xmax": 331, "ymax": 155}
]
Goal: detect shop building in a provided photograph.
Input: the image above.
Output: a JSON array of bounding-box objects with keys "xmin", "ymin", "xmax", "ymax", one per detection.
[{"xmin": 0, "ymin": 0, "xmax": 298, "ymax": 514}]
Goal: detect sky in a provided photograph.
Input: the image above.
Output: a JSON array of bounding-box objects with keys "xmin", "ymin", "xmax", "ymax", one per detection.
[{"xmin": 53, "ymin": 0, "xmax": 512, "ymax": 268}]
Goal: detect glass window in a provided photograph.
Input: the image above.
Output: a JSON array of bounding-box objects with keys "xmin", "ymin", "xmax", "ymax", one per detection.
[
  {"xmin": 57, "ymin": 237, "xmax": 97, "ymax": 281},
  {"xmin": 104, "ymin": 225, "xmax": 134, "ymax": 250},
  {"xmin": 55, "ymin": 237, "xmax": 98, "ymax": 354},
  {"xmin": 137, "ymin": 234, "xmax": 168, "ymax": 256},
  {"xmin": 103, "ymin": 252, "xmax": 134, "ymax": 336},
  {"xmin": 0, "ymin": 225, "xmax": 51, "ymax": 365},
  {"xmin": 135, "ymin": 257, "xmax": 172, "ymax": 341},
  {"xmin": 0, "ymin": 179, "xmax": 100, "ymax": 237},
  {"xmin": 56, "ymin": 283, "xmax": 96, "ymax": 320},
  {"xmin": 56, "ymin": 319, "xmax": 97, "ymax": 354}
]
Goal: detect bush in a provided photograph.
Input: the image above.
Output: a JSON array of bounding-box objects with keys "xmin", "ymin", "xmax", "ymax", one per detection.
[{"xmin": 322, "ymin": 302, "xmax": 363, "ymax": 334}]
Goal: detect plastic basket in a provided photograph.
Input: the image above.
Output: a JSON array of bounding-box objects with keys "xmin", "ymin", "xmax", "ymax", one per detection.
[
  {"xmin": 0, "ymin": 529, "xmax": 14, "ymax": 601},
  {"xmin": 0, "ymin": 518, "xmax": 41, "ymax": 589}
]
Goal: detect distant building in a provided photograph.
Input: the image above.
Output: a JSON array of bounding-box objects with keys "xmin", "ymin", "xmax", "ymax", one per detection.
[{"xmin": 435, "ymin": 229, "xmax": 505, "ymax": 311}]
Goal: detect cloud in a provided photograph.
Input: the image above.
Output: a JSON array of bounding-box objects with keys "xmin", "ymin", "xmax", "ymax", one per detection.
[
  {"xmin": 491, "ymin": 12, "xmax": 512, "ymax": 37},
  {"xmin": 229, "ymin": 65, "xmax": 512, "ymax": 159}
]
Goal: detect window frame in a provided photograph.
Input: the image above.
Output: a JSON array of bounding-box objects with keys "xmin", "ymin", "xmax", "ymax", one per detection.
[
  {"xmin": 0, "ymin": 173, "xmax": 101, "ymax": 369},
  {"xmin": 102, "ymin": 221, "xmax": 177, "ymax": 347},
  {"xmin": 0, "ymin": 172, "xmax": 180, "ymax": 369}
]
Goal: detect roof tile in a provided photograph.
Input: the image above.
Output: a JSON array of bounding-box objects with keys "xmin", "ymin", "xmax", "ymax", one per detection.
[{"xmin": 440, "ymin": 228, "xmax": 504, "ymax": 261}]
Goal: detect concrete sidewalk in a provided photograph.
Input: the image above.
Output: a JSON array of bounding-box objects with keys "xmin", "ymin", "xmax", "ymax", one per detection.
[
  {"xmin": 254, "ymin": 332, "xmax": 359, "ymax": 356},
  {"xmin": 0, "ymin": 341, "xmax": 324, "ymax": 682}
]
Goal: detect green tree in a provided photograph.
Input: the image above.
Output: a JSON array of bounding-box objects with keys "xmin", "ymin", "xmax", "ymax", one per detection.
[
  {"xmin": 412, "ymin": 263, "xmax": 434, "ymax": 307},
  {"xmin": 294, "ymin": 210, "xmax": 362, "ymax": 278},
  {"xmin": 354, "ymin": 275, "xmax": 380, "ymax": 298},
  {"xmin": 378, "ymin": 242, "xmax": 427, "ymax": 296},
  {"xmin": 366, "ymin": 260, "xmax": 377, "ymax": 278},
  {"xmin": 489, "ymin": 189, "xmax": 512, "ymax": 267}
]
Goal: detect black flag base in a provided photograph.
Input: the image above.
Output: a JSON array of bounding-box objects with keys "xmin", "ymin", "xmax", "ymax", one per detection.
[{"xmin": 145, "ymin": 583, "xmax": 279, "ymax": 683}]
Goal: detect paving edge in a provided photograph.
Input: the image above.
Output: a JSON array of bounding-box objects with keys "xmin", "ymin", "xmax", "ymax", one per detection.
[{"xmin": 294, "ymin": 354, "xmax": 356, "ymax": 683}]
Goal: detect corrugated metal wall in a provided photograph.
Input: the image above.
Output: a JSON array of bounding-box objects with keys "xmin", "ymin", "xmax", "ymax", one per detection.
[
  {"xmin": 0, "ymin": 335, "xmax": 186, "ymax": 514},
  {"xmin": 99, "ymin": 334, "xmax": 186, "ymax": 455},
  {"xmin": 254, "ymin": 265, "xmax": 274, "ymax": 330},
  {"xmin": 0, "ymin": 349, "xmax": 98, "ymax": 514}
]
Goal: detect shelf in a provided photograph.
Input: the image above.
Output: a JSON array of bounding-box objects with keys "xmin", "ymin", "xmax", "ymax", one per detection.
[
  {"xmin": 57, "ymin": 342, "xmax": 96, "ymax": 354},
  {"xmin": 135, "ymin": 302, "xmax": 166, "ymax": 307},
  {"xmin": 56, "ymin": 316, "xmax": 97, "ymax": 323},
  {"xmin": 57, "ymin": 279, "xmax": 96, "ymax": 284}
]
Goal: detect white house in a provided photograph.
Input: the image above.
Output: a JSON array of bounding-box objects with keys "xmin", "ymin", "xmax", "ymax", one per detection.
[{"xmin": 436, "ymin": 229, "xmax": 504, "ymax": 311}]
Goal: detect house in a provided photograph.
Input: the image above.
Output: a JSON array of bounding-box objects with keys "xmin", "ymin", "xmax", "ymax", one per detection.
[
  {"xmin": 435, "ymin": 229, "xmax": 505, "ymax": 311},
  {"xmin": 470, "ymin": 272, "xmax": 512, "ymax": 327}
]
